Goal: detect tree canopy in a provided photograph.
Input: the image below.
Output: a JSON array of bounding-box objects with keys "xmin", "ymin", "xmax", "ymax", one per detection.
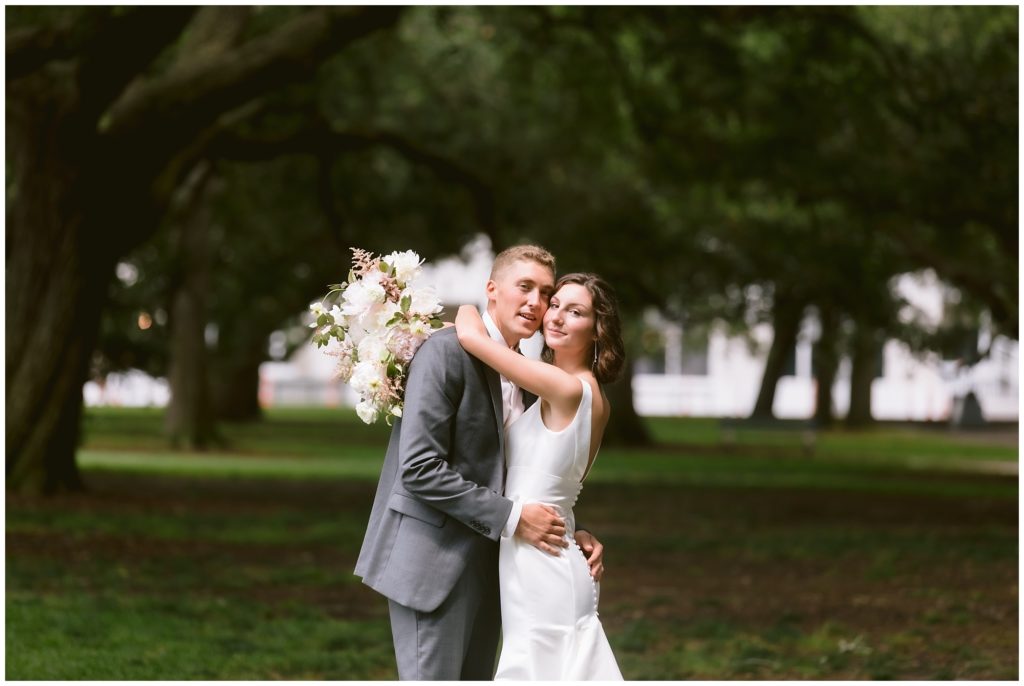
[{"xmin": 7, "ymin": 6, "xmax": 1017, "ymax": 492}]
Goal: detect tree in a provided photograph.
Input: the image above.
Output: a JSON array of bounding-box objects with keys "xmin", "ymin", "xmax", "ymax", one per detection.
[{"xmin": 7, "ymin": 6, "xmax": 404, "ymax": 493}]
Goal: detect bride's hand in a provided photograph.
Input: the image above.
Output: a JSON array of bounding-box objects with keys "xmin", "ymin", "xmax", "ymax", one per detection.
[{"xmin": 575, "ymin": 530, "xmax": 605, "ymax": 581}]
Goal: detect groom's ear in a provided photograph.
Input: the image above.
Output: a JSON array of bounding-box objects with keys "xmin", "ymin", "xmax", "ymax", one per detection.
[{"xmin": 485, "ymin": 279, "xmax": 498, "ymax": 301}]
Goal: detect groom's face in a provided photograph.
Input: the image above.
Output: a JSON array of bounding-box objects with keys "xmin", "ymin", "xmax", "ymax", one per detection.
[{"xmin": 486, "ymin": 259, "xmax": 556, "ymax": 346}]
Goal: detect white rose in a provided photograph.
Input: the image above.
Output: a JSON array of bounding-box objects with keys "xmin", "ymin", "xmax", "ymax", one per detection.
[
  {"xmin": 407, "ymin": 286, "xmax": 442, "ymax": 317},
  {"xmin": 361, "ymin": 268, "xmax": 384, "ymax": 286},
  {"xmin": 350, "ymin": 360, "xmax": 386, "ymax": 395},
  {"xmin": 407, "ymin": 318, "xmax": 431, "ymax": 338},
  {"xmin": 341, "ymin": 279, "xmax": 386, "ymax": 317},
  {"xmin": 375, "ymin": 301, "xmax": 404, "ymax": 329},
  {"xmin": 385, "ymin": 250, "xmax": 423, "ymax": 284},
  {"xmin": 346, "ymin": 323, "xmax": 367, "ymax": 346},
  {"xmin": 355, "ymin": 400, "xmax": 379, "ymax": 424},
  {"xmin": 357, "ymin": 333, "xmax": 389, "ymax": 364}
]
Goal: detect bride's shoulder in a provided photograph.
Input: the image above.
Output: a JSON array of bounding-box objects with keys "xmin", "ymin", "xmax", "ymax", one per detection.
[{"xmin": 575, "ymin": 373, "xmax": 603, "ymax": 403}]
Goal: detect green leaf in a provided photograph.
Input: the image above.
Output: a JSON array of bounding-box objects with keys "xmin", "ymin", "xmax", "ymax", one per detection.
[
  {"xmin": 379, "ymin": 261, "xmax": 389, "ymax": 272},
  {"xmin": 385, "ymin": 313, "xmax": 404, "ymax": 327},
  {"xmin": 430, "ymin": 318, "xmax": 444, "ymax": 329},
  {"xmin": 400, "ymin": 295, "xmax": 411, "ymax": 313},
  {"xmin": 317, "ymin": 314, "xmax": 330, "ymax": 328}
]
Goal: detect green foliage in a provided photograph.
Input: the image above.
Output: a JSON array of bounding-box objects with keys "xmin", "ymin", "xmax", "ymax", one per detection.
[{"xmin": 87, "ymin": 6, "xmax": 1016, "ymax": 400}]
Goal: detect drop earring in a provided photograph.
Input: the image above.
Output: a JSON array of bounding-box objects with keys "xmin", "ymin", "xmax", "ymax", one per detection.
[{"xmin": 592, "ymin": 344, "xmax": 599, "ymax": 368}]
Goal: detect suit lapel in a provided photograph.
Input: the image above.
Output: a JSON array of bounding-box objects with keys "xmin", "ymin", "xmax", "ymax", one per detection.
[{"xmin": 484, "ymin": 366, "xmax": 505, "ymax": 457}]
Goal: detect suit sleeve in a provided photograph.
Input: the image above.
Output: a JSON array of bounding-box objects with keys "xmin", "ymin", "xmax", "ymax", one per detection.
[{"xmin": 397, "ymin": 333, "xmax": 513, "ymax": 540}]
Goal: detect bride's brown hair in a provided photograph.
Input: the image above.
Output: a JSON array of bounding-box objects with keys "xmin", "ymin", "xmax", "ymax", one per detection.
[{"xmin": 542, "ymin": 273, "xmax": 625, "ymax": 384}]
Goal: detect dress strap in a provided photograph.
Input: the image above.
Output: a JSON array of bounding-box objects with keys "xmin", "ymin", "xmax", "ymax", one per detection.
[
  {"xmin": 576, "ymin": 377, "xmax": 594, "ymax": 482},
  {"xmin": 578, "ymin": 376, "xmax": 592, "ymax": 405}
]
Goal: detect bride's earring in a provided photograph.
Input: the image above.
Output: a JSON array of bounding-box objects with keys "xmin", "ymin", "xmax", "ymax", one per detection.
[{"xmin": 592, "ymin": 344, "xmax": 599, "ymax": 368}]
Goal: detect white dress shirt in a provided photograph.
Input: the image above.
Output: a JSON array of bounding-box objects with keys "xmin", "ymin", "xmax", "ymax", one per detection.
[{"xmin": 482, "ymin": 310, "xmax": 525, "ymax": 539}]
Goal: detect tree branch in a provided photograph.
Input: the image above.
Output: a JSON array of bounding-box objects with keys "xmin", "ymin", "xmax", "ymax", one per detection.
[
  {"xmin": 6, "ymin": 8, "xmax": 115, "ymax": 81},
  {"xmin": 102, "ymin": 7, "xmax": 403, "ymax": 152},
  {"xmin": 75, "ymin": 7, "xmax": 199, "ymax": 124},
  {"xmin": 211, "ymin": 123, "xmax": 497, "ymax": 239}
]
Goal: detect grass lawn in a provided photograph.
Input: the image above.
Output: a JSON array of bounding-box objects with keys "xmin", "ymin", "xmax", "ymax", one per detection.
[{"xmin": 6, "ymin": 408, "xmax": 1018, "ymax": 679}]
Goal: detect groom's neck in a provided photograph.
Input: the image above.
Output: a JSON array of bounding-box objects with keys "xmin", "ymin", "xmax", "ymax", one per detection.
[{"xmin": 485, "ymin": 304, "xmax": 521, "ymax": 349}]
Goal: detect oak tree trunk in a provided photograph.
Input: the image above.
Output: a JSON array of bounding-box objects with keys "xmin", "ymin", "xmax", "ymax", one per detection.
[
  {"xmin": 846, "ymin": 323, "xmax": 878, "ymax": 427},
  {"xmin": 750, "ymin": 294, "xmax": 804, "ymax": 420},
  {"xmin": 213, "ymin": 350, "xmax": 264, "ymax": 422},
  {"xmin": 6, "ymin": 76, "xmax": 111, "ymax": 493},
  {"xmin": 164, "ymin": 174, "xmax": 220, "ymax": 448},
  {"xmin": 812, "ymin": 305, "xmax": 840, "ymax": 427}
]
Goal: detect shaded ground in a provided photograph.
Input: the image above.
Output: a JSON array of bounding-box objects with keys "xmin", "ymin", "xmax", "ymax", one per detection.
[{"xmin": 7, "ymin": 469, "xmax": 1017, "ymax": 680}]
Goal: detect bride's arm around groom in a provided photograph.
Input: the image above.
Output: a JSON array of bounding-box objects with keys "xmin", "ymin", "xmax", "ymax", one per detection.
[{"xmin": 354, "ymin": 325, "xmax": 565, "ymax": 679}]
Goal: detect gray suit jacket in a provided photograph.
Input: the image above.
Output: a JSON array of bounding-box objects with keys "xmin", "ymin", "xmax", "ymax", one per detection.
[{"xmin": 354, "ymin": 327, "xmax": 516, "ymax": 613}]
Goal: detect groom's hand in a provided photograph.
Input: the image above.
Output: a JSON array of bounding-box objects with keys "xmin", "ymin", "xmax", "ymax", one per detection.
[
  {"xmin": 574, "ymin": 530, "xmax": 605, "ymax": 581},
  {"xmin": 516, "ymin": 503, "xmax": 569, "ymax": 555}
]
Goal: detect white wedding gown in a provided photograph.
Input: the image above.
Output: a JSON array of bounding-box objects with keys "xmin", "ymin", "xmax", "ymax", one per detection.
[{"xmin": 495, "ymin": 378, "xmax": 623, "ymax": 680}]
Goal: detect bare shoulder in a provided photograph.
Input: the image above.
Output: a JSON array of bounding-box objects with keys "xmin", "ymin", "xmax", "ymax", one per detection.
[{"xmin": 578, "ymin": 373, "xmax": 610, "ymax": 421}]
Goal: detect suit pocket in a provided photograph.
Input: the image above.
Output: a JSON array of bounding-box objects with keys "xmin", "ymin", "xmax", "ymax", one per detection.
[{"xmin": 387, "ymin": 492, "xmax": 445, "ymax": 527}]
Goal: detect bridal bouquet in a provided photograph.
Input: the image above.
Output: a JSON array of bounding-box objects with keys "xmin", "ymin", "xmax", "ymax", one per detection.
[{"xmin": 311, "ymin": 248, "xmax": 444, "ymax": 424}]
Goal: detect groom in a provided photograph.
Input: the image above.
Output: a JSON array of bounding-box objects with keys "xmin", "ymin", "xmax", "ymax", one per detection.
[{"xmin": 355, "ymin": 245, "xmax": 605, "ymax": 680}]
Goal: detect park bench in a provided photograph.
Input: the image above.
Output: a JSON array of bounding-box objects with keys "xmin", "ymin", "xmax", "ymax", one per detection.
[{"xmin": 718, "ymin": 417, "xmax": 819, "ymax": 457}]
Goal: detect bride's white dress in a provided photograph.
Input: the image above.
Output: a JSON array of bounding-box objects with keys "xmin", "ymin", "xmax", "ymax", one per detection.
[{"xmin": 495, "ymin": 378, "xmax": 623, "ymax": 680}]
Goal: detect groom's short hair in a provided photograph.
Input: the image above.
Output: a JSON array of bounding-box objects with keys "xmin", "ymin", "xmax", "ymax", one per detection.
[{"xmin": 490, "ymin": 244, "xmax": 556, "ymax": 280}]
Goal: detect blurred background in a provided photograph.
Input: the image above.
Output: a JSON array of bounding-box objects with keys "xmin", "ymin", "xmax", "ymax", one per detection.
[{"xmin": 6, "ymin": 5, "xmax": 1018, "ymax": 680}]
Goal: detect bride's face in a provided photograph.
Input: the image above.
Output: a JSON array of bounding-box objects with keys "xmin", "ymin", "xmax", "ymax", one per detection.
[{"xmin": 543, "ymin": 284, "xmax": 597, "ymax": 359}]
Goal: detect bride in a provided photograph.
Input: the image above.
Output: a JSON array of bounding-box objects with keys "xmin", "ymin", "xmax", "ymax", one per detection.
[{"xmin": 455, "ymin": 272, "xmax": 625, "ymax": 681}]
